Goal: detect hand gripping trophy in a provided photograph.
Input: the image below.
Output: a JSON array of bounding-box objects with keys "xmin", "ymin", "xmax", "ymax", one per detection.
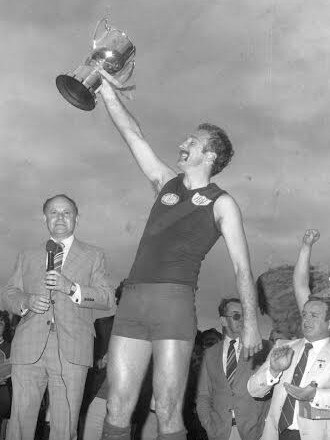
[{"xmin": 56, "ymin": 15, "xmax": 135, "ymax": 111}]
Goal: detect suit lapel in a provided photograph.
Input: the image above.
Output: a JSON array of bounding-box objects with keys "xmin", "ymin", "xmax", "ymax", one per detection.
[
  {"xmin": 30, "ymin": 244, "xmax": 48, "ymax": 295},
  {"xmin": 218, "ymin": 340, "xmax": 237, "ymax": 391},
  {"xmin": 217, "ymin": 341, "xmax": 225, "ymax": 375},
  {"xmin": 62, "ymin": 239, "xmax": 82, "ymax": 279},
  {"xmin": 236, "ymin": 342, "xmax": 246, "ymax": 375},
  {"xmin": 283, "ymin": 339, "xmax": 306, "ymax": 382},
  {"xmin": 305, "ymin": 339, "xmax": 330, "ymax": 381}
]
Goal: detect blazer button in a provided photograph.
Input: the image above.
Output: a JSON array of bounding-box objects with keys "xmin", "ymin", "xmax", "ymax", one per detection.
[
  {"xmin": 51, "ymin": 300, "xmax": 55, "ymax": 304},
  {"xmin": 47, "ymin": 320, "xmax": 51, "ymax": 325}
]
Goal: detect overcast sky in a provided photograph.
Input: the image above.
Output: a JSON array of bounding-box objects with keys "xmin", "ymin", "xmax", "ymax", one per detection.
[{"xmin": 1, "ymin": 0, "xmax": 330, "ymax": 332}]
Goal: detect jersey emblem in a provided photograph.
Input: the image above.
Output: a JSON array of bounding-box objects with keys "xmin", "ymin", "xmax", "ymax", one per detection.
[
  {"xmin": 191, "ymin": 192, "xmax": 212, "ymax": 206},
  {"xmin": 161, "ymin": 193, "xmax": 180, "ymax": 206}
]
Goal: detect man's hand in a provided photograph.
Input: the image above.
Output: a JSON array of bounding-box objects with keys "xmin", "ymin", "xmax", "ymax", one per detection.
[
  {"xmin": 284, "ymin": 382, "xmax": 317, "ymax": 401},
  {"xmin": 269, "ymin": 345, "xmax": 294, "ymax": 376},
  {"xmin": 302, "ymin": 229, "xmax": 320, "ymax": 247},
  {"xmin": 241, "ymin": 323, "xmax": 263, "ymax": 359},
  {"xmin": 100, "ymin": 62, "xmax": 135, "ymax": 90},
  {"xmin": 44, "ymin": 270, "xmax": 72, "ymax": 295},
  {"xmin": 96, "ymin": 353, "xmax": 108, "ymax": 370},
  {"xmin": 23, "ymin": 294, "xmax": 50, "ymax": 314}
]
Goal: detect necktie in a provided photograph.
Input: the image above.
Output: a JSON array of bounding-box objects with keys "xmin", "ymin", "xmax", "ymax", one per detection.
[
  {"xmin": 53, "ymin": 242, "xmax": 64, "ymax": 273},
  {"xmin": 226, "ymin": 340, "xmax": 237, "ymax": 385},
  {"xmin": 278, "ymin": 342, "xmax": 313, "ymax": 433}
]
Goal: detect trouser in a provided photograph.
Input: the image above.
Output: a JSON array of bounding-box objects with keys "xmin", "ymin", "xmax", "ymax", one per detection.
[{"xmin": 7, "ymin": 331, "xmax": 88, "ymax": 440}]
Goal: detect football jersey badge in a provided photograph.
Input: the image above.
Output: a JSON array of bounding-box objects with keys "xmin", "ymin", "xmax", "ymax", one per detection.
[
  {"xmin": 161, "ymin": 193, "xmax": 180, "ymax": 205},
  {"xmin": 191, "ymin": 192, "xmax": 212, "ymax": 206}
]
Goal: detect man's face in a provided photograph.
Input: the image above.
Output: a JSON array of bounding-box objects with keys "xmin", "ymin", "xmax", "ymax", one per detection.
[
  {"xmin": 302, "ymin": 300, "xmax": 330, "ymax": 342},
  {"xmin": 221, "ymin": 302, "xmax": 243, "ymax": 339},
  {"xmin": 177, "ymin": 130, "xmax": 212, "ymax": 171},
  {"xmin": 43, "ymin": 196, "xmax": 78, "ymax": 241}
]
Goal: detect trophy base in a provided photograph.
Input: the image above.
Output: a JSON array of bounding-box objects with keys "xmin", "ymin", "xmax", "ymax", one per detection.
[{"xmin": 56, "ymin": 74, "xmax": 97, "ymax": 111}]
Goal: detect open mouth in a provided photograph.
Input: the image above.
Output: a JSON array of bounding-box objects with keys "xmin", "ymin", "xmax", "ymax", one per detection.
[{"xmin": 179, "ymin": 150, "xmax": 189, "ymax": 161}]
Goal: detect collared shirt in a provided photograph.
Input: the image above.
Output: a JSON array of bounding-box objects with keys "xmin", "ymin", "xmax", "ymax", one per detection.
[
  {"xmin": 267, "ymin": 337, "xmax": 330, "ymax": 429},
  {"xmin": 222, "ymin": 335, "xmax": 241, "ymax": 421},
  {"xmin": 222, "ymin": 335, "xmax": 241, "ymax": 373},
  {"xmin": 49, "ymin": 235, "xmax": 81, "ymax": 305},
  {"xmin": 21, "ymin": 235, "xmax": 81, "ymax": 315}
]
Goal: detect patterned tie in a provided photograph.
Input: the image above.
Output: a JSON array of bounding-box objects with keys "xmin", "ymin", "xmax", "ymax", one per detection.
[
  {"xmin": 226, "ymin": 339, "xmax": 237, "ymax": 385},
  {"xmin": 278, "ymin": 342, "xmax": 313, "ymax": 433},
  {"xmin": 53, "ymin": 242, "xmax": 64, "ymax": 273}
]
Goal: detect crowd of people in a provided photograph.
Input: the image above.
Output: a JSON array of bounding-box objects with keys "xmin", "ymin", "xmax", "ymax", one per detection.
[{"xmin": 0, "ymin": 70, "xmax": 329, "ymax": 440}]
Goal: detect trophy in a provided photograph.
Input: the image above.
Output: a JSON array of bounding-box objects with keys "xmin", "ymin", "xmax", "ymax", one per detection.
[{"xmin": 56, "ymin": 15, "xmax": 136, "ymax": 111}]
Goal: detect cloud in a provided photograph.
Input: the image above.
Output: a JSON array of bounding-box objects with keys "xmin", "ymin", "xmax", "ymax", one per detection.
[{"xmin": 1, "ymin": 0, "xmax": 330, "ymax": 328}]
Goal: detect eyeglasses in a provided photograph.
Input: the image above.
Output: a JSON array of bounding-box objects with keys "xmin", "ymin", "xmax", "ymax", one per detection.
[{"xmin": 223, "ymin": 313, "xmax": 242, "ymax": 321}]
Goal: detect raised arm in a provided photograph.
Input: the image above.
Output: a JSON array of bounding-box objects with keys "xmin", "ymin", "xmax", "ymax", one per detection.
[
  {"xmin": 100, "ymin": 79, "xmax": 176, "ymax": 192},
  {"xmin": 214, "ymin": 194, "xmax": 262, "ymax": 358},
  {"xmin": 293, "ymin": 229, "xmax": 320, "ymax": 312}
]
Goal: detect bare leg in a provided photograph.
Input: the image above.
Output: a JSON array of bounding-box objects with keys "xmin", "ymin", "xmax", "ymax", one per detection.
[
  {"xmin": 152, "ymin": 339, "xmax": 194, "ymax": 435},
  {"xmin": 105, "ymin": 335, "xmax": 152, "ymax": 427}
]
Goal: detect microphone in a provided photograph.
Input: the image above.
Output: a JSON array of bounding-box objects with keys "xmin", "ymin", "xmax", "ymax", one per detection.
[{"xmin": 46, "ymin": 239, "xmax": 57, "ymax": 272}]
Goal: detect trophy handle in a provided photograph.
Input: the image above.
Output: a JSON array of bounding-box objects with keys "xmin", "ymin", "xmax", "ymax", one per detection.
[{"xmin": 92, "ymin": 15, "xmax": 112, "ymax": 50}]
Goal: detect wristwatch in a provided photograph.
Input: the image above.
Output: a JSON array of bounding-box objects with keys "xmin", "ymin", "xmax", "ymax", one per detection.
[{"xmin": 69, "ymin": 282, "xmax": 77, "ymax": 297}]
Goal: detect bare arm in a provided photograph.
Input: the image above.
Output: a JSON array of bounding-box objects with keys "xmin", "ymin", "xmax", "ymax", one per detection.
[
  {"xmin": 293, "ymin": 229, "xmax": 320, "ymax": 312},
  {"xmin": 100, "ymin": 79, "xmax": 176, "ymax": 192},
  {"xmin": 214, "ymin": 194, "xmax": 262, "ymax": 358}
]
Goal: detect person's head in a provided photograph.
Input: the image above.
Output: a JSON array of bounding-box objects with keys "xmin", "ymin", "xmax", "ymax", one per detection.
[
  {"xmin": 0, "ymin": 311, "xmax": 11, "ymax": 342},
  {"xmin": 43, "ymin": 194, "xmax": 79, "ymax": 241},
  {"xmin": 218, "ymin": 298, "xmax": 243, "ymax": 339},
  {"xmin": 177, "ymin": 123, "xmax": 234, "ymax": 177},
  {"xmin": 269, "ymin": 328, "xmax": 293, "ymax": 346},
  {"xmin": 201, "ymin": 328, "xmax": 222, "ymax": 349},
  {"xmin": 301, "ymin": 297, "xmax": 330, "ymax": 342}
]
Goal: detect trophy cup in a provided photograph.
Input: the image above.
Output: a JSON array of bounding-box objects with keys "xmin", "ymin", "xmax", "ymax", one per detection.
[{"xmin": 56, "ymin": 15, "xmax": 136, "ymax": 111}]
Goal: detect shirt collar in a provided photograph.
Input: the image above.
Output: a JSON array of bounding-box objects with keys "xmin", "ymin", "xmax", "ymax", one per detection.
[
  {"xmin": 224, "ymin": 335, "xmax": 240, "ymax": 345},
  {"xmin": 304, "ymin": 336, "xmax": 330, "ymax": 353},
  {"xmin": 50, "ymin": 235, "xmax": 74, "ymax": 250}
]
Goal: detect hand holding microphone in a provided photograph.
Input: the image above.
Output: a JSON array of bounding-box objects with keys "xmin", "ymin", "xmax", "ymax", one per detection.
[{"xmin": 44, "ymin": 240, "xmax": 73, "ymax": 295}]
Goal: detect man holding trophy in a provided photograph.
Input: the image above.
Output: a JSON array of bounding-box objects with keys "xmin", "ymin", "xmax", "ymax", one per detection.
[{"xmin": 56, "ymin": 17, "xmax": 262, "ymax": 440}]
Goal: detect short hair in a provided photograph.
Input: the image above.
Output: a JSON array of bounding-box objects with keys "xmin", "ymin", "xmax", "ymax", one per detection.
[
  {"xmin": 218, "ymin": 297, "xmax": 241, "ymax": 317},
  {"xmin": 201, "ymin": 328, "xmax": 222, "ymax": 348},
  {"xmin": 43, "ymin": 194, "xmax": 79, "ymax": 216},
  {"xmin": 198, "ymin": 123, "xmax": 234, "ymax": 177},
  {"xmin": 305, "ymin": 297, "xmax": 330, "ymax": 321}
]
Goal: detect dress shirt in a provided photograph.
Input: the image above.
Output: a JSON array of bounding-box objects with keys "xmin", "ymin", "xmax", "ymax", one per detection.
[
  {"xmin": 222, "ymin": 335, "xmax": 241, "ymax": 420},
  {"xmin": 50, "ymin": 235, "xmax": 81, "ymax": 304},
  {"xmin": 21, "ymin": 235, "xmax": 81, "ymax": 315},
  {"xmin": 51, "ymin": 235, "xmax": 81, "ymax": 305},
  {"xmin": 222, "ymin": 335, "xmax": 241, "ymax": 373},
  {"xmin": 267, "ymin": 337, "xmax": 330, "ymax": 430}
]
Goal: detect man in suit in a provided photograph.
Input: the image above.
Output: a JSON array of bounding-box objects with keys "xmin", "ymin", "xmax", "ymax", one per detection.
[
  {"xmin": 196, "ymin": 298, "xmax": 271, "ymax": 440},
  {"xmin": 2, "ymin": 194, "xmax": 114, "ymax": 440},
  {"xmin": 247, "ymin": 229, "xmax": 330, "ymax": 440}
]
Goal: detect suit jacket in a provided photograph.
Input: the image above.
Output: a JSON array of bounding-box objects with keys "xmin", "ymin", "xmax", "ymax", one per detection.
[
  {"xmin": 196, "ymin": 339, "xmax": 271, "ymax": 440},
  {"xmin": 1, "ymin": 238, "xmax": 114, "ymax": 367},
  {"xmin": 247, "ymin": 338, "xmax": 330, "ymax": 440}
]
